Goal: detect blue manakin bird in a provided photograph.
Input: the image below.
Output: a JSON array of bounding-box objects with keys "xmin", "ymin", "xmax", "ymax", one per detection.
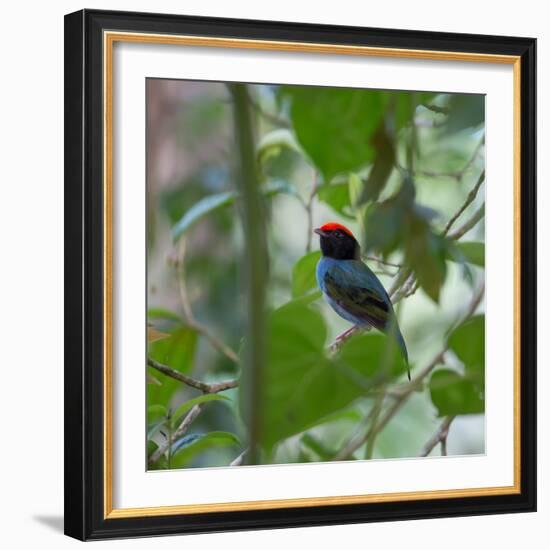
[{"xmin": 314, "ymin": 222, "xmax": 410, "ymax": 380}]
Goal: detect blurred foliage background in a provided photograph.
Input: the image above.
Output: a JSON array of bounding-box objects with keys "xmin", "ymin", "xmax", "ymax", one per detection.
[{"xmin": 146, "ymin": 79, "xmax": 486, "ymax": 470}]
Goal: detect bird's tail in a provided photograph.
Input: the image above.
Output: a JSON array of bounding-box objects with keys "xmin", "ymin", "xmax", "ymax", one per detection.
[
  {"xmin": 395, "ymin": 328, "xmax": 410, "ymax": 381},
  {"xmin": 389, "ymin": 317, "xmax": 411, "ymax": 382}
]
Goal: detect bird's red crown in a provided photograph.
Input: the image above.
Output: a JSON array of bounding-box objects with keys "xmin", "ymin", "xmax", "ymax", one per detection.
[{"xmin": 319, "ymin": 222, "xmax": 355, "ymax": 238}]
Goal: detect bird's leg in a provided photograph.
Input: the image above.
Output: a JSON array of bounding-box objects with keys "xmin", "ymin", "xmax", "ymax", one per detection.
[
  {"xmin": 329, "ymin": 325, "xmax": 361, "ymax": 353},
  {"xmin": 336, "ymin": 325, "xmax": 359, "ymax": 342}
]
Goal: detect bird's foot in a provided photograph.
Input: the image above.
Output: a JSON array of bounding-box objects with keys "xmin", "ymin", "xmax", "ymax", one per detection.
[{"xmin": 329, "ymin": 325, "xmax": 361, "ymax": 352}]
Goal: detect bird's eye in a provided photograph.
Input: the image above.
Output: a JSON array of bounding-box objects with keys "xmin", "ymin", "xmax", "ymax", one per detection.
[{"xmin": 335, "ymin": 231, "xmax": 343, "ymax": 238}]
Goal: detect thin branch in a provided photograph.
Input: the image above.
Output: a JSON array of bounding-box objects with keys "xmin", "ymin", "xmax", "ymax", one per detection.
[
  {"xmin": 443, "ymin": 170, "xmax": 485, "ymax": 236},
  {"xmin": 385, "ymin": 169, "xmax": 485, "ymax": 304},
  {"xmin": 305, "ymin": 169, "xmax": 320, "ymax": 253},
  {"xmin": 365, "ymin": 391, "xmax": 385, "ymax": 459},
  {"xmin": 422, "ymin": 103, "xmax": 450, "ymax": 115},
  {"xmin": 448, "ymin": 204, "xmax": 485, "ymax": 240},
  {"xmin": 364, "ymin": 256, "xmax": 402, "ymax": 269},
  {"xmin": 333, "ymin": 350, "xmax": 446, "ymax": 461},
  {"xmin": 419, "ymin": 415, "xmax": 455, "ymax": 457},
  {"xmin": 230, "ymin": 449, "xmax": 248, "ymax": 466},
  {"xmin": 413, "ymin": 135, "xmax": 484, "ymax": 182},
  {"xmin": 175, "ymin": 239, "xmax": 240, "ymax": 364},
  {"xmin": 248, "ymin": 93, "xmax": 290, "ymax": 128},
  {"xmin": 149, "ymin": 404, "xmax": 202, "ymax": 465},
  {"xmin": 147, "ymin": 357, "xmax": 238, "ymax": 393},
  {"xmin": 333, "ymin": 283, "xmax": 484, "ymax": 462}
]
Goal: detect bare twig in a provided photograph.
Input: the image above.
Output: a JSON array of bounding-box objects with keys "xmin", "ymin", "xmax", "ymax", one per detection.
[
  {"xmin": 333, "ymin": 283, "xmax": 484, "ymax": 461},
  {"xmin": 248, "ymin": 93, "xmax": 290, "ymax": 128},
  {"xmin": 149, "ymin": 404, "xmax": 203, "ymax": 465},
  {"xmin": 442, "ymin": 170, "xmax": 485, "ymax": 236},
  {"xmin": 305, "ymin": 169, "xmax": 320, "ymax": 252},
  {"xmin": 422, "ymin": 103, "xmax": 450, "ymax": 115},
  {"xmin": 147, "ymin": 357, "xmax": 238, "ymax": 393},
  {"xmin": 365, "ymin": 391, "xmax": 385, "ymax": 459},
  {"xmin": 175, "ymin": 239, "xmax": 240, "ymax": 364},
  {"xmin": 414, "ymin": 135, "xmax": 484, "ymax": 182},
  {"xmin": 419, "ymin": 415, "xmax": 455, "ymax": 457},
  {"xmin": 448, "ymin": 204, "xmax": 485, "ymax": 240},
  {"xmin": 333, "ymin": 350, "xmax": 446, "ymax": 461},
  {"xmin": 230, "ymin": 449, "xmax": 248, "ymax": 466}
]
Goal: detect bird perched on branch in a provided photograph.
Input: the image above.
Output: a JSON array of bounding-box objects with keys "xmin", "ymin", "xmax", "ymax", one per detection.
[{"xmin": 314, "ymin": 222, "xmax": 409, "ymax": 380}]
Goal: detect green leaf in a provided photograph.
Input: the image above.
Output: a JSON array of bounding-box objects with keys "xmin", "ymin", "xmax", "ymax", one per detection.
[
  {"xmin": 448, "ymin": 315, "xmax": 485, "ymax": 386},
  {"xmin": 172, "ymin": 191, "xmax": 237, "ymax": 241},
  {"xmin": 364, "ymin": 178, "xmax": 414, "ymax": 255},
  {"xmin": 454, "ymin": 242, "xmax": 485, "ymax": 267},
  {"xmin": 147, "ymin": 404, "xmax": 168, "ymax": 422},
  {"xmin": 281, "ymin": 86, "xmax": 387, "ymax": 182},
  {"xmin": 445, "ymin": 94, "xmax": 485, "ymax": 133},
  {"xmin": 257, "ymin": 128, "xmax": 302, "ymax": 165},
  {"xmin": 317, "ymin": 184, "xmax": 355, "ymax": 219},
  {"xmin": 147, "ymin": 308, "xmax": 182, "ymax": 322},
  {"xmin": 261, "ymin": 179, "xmax": 301, "ymax": 200},
  {"xmin": 359, "ymin": 125, "xmax": 396, "ymax": 203},
  {"xmin": 429, "ymin": 368, "xmax": 484, "ymax": 416},
  {"xmin": 148, "ymin": 327, "xmax": 198, "ymax": 409},
  {"xmin": 170, "ymin": 431, "xmax": 240, "ymax": 468},
  {"xmin": 255, "ymin": 303, "xmax": 407, "ymax": 451},
  {"xmin": 300, "ymin": 433, "xmax": 334, "ymax": 461},
  {"xmin": 406, "ymin": 222, "xmax": 447, "ymax": 303},
  {"xmin": 147, "ymin": 419, "xmax": 166, "ymax": 440},
  {"xmin": 291, "ymin": 251, "xmax": 321, "ymax": 298},
  {"xmin": 171, "ymin": 394, "xmax": 230, "ymax": 428},
  {"xmin": 336, "ymin": 332, "xmax": 407, "ymax": 381}
]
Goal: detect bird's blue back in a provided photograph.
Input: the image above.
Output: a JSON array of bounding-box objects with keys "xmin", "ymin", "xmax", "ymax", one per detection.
[{"xmin": 316, "ymin": 257, "xmax": 392, "ymax": 310}]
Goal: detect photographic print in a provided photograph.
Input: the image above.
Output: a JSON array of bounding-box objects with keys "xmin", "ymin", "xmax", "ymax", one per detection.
[
  {"xmin": 65, "ymin": 10, "xmax": 536, "ymax": 539},
  {"xmin": 145, "ymin": 80, "xmax": 486, "ymax": 470}
]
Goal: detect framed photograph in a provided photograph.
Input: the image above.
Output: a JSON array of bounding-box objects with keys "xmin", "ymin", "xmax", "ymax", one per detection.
[{"xmin": 64, "ymin": 9, "xmax": 536, "ymax": 540}]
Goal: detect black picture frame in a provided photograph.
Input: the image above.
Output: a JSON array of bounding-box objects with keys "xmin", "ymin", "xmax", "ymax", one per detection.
[{"xmin": 64, "ymin": 8, "xmax": 536, "ymax": 541}]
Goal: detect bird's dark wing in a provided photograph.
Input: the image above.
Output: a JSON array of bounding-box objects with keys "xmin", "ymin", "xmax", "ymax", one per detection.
[{"xmin": 323, "ymin": 262, "xmax": 392, "ymax": 331}]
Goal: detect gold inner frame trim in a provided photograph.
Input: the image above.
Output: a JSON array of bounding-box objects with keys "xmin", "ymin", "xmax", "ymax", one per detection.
[{"xmin": 103, "ymin": 30, "xmax": 522, "ymax": 520}]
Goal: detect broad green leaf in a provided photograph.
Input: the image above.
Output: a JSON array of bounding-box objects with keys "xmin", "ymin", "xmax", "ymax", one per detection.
[
  {"xmin": 445, "ymin": 94, "xmax": 485, "ymax": 133},
  {"xmin": 455, "ymin": 242, "xmax": 485, "ymax": 267},
  {"xmin": 364, "ymin": 177, "xmax": 414, "ymax": 255},
  {"xmin": 281, "ymin": 86, "xmax": 387, "ymax": 182},
  {"xmin": 172, "ymin": 191, "xmax": 237, "ymax": 240},
  {"xmin": 358, "ymin": 125, "xmax": 396, "ymax": 203},
  {"xmin": 300, "ymin": 433, "xmax": 334, "ymax": 461},
  {"xmin": 170, "ymin": 431, "xmax": 240, "ymax": 468},
  {"xmin": 317, "ymin": 184, "xmax": 354, "ymax": 220},
  {"xmin": 291, "ymin": 251, "xmax": 321, "ymax": 298},
  {"xmin": 255, "ymin": 303, "xmax": 407, "ymax": 451},
  {"xmin": 449, "ymin": 315, "xmax": 485, "ymax": 387},
  {"xmin": 147, "ymin": 419, "xmax": 166, "ymax": 440},
  {"xmin": 336, "ymin": 332, "xmax": 407, "ymax": 381},
  {"xmin": 147, "ymin": 326, "xmax": 169, "ymax": 343},
  {"xmin": 147, "ymin": 373, "xmax": 162, "ymax": 386},
  {"xmin": 171, "ymin": 394, "xmax": 230, "ymax": 428},
  {"xmin": 147, "ymin": 308, "xmax": 182, "ymax": 322},
  {"xmin": 147, "ymin": 404, "xmax": 168, "ymax": 422},
  {"xmin": 348, "ymin": 172, "xmax": 363, "ymax": 207},
  {"xmin": 429, "ymin": 369, "xmax": 484, "ymax": 416},
  {"xmin": 406, "ymin": 222, "xmax": 447, "ymax": 303},
  {"xmin": 261, "ymin": 179, "xmax": 301, "ymax": 200},
  {"xmin": 257, "ymin": 128, "xmax": 302, "ymax": 165},
  {"xmin": 147, "ymin": 327, "xmax": 198, "ymax": 409}
]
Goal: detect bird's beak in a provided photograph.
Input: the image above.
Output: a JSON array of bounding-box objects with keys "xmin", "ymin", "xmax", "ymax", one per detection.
[{"xmin": 314, "ymin": 227, "xmax": 327, "ymax": 237}]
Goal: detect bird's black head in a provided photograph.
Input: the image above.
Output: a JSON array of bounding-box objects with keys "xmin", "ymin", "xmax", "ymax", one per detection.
[{"xmin": 314, "ymin": 222, "xmax": 360, "ymax": 260}]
